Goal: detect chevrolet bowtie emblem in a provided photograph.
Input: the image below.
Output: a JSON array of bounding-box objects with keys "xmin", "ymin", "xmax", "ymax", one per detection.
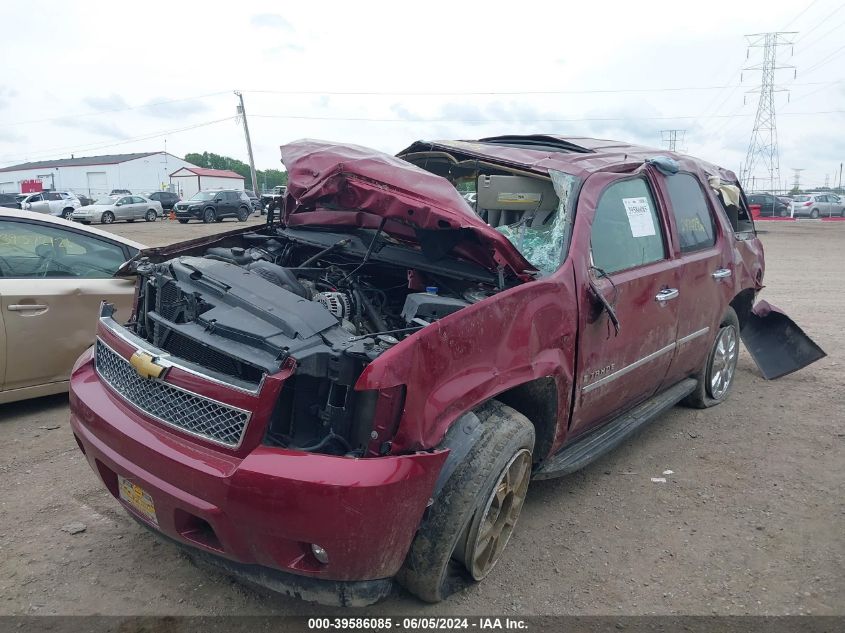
[{"xmin": 129, "ymin": 350, "xmax": 166, "ymax": 380}]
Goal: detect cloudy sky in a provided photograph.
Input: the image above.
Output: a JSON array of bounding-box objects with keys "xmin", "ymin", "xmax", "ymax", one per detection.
[{"xmin": 1, "ymin": 0, "xmax": 843, "ymax": 189}]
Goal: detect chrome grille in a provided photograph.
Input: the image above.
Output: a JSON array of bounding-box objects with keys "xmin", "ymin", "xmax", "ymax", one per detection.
[{"xmin": 94, "ymin": 339, "xmax": 250, "ymax": 447}]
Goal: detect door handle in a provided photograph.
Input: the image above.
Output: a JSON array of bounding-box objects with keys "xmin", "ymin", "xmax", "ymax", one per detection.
[
  {"xmin": 655, "ymin": 288, "xmax": 679, "ymax": 303},
  {"xmin": 712, "ymin": 268, "xmax": 732, "ymax": 279},
  {"xmin": 8, "ymin": 304, "xmax": 48, "ymax": 311}
]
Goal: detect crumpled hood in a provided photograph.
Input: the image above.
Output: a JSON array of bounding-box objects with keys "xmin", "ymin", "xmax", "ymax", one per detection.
[{"xmin": 279, "ymin": 139, "xmax": 535, "ymax": 279}]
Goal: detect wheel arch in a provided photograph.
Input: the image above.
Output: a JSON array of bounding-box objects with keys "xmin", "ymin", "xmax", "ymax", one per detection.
[
  {"xmin": 492, "ymin": 377, "xmax": 558, "ymax": 463},
  {"xmin": 730, "ymin": 288, "xmax": 755, "ymax": 331},
  {"xmin": 432, "ymin": 376, "xmax": 559, "ymax": 501}
]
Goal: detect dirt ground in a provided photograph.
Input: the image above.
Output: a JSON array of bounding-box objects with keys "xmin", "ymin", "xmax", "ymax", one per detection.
[{"xmin": 0, "ymin": 218, "xmax": 842, "ymax": 616}]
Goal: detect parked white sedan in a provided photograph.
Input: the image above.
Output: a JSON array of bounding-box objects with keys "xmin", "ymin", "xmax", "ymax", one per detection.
[{"xmin": 72, "ymin": 194, "xmax": 162, "ymax": 224}]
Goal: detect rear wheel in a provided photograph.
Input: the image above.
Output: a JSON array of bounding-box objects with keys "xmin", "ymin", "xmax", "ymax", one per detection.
[
  {"xmin": 145, "ymin": 209, "xmax": 157, "ymax": 222},
  {"xmin": 101, "ymin": 211, "xmax": 115, "ymax": 224},
  {"xmin": 810, "ymin": 208, "xmax": 820, "ymax": 219},
  {"xmin": 236, "ymin": 206, "xmax": 250, "ymax": 222},
  {"xmin": 397, "ymin": 401, "xmax": 534, "ymax": 602},
  {"xmin": 684, "ymin": 307, "xmax": 740, "ymax": 408},
  {"xmin": 202, "ymin": 207, "xmax": 216, "ymax": 224},
  {"xmin": 779, "ymin": 208, "xmax": 788, "ymax": 217}
]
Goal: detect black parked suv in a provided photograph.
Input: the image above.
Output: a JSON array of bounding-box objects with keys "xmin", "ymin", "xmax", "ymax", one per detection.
[
  {"xmin": 145, "ymin": 191, "xmax": 180, "ymax": 212},
  {"xmin": 747, "ymin": 192, "xmax": 790, "ymax": 217},
  {"xmin": 173, "ymin": 189, "xmax": 252, "ymax": 223},
  {"xmin": 0, "ymin": 193, "xmax": 21, "ymax": 209}
]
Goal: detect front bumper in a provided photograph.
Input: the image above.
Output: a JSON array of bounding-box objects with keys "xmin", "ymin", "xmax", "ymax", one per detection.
[
  {"xmin": 174, "ymin": 206, "xmax": 202, "ymax": 219},
  {"xmin": 68, "ymin": 332, "xmax": 446, "ymax": 595}
]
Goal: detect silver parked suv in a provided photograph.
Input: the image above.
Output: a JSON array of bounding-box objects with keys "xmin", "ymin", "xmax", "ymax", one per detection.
[{"xmin": 20, "ymin": 191, "xmax": 81, "ymax": 219}]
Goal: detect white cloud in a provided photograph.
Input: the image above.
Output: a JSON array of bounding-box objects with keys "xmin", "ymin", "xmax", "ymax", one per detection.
[
  {"xmin": 250, "ymin": 13, "xmax": 293, "ymax": 30},
  {"xmin": 0, "ymin": 0, "xmax": 841, "ymax": 187}
]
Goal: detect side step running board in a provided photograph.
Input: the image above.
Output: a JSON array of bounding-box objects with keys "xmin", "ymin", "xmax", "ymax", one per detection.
[{"xmin": 533, "ymin": 378, "xmax": 697, "ymax": 480}]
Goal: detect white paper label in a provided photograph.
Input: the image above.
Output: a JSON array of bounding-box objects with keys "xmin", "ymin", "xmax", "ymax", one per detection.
[{"xmin": 622, "ymin": 197, "xmax": 656, "ymax": 238}]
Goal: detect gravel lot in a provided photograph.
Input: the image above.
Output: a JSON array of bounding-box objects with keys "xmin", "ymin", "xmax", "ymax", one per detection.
[{"xmin": 0, "ymin": 218, "xmax": 842, "ymax": 616}]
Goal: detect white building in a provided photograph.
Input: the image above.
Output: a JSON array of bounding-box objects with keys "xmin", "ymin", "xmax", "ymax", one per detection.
[
  {"xmin": 0, "ymin": 152, "xmax": 196, "ymax": 198},
  {"xmin": 169, "ymin": 167, "xmax": 245, "ymax": 199}
]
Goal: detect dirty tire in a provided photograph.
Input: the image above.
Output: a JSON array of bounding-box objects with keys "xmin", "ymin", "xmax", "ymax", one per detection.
[
  {"xmin": 397, "ymin": 401, "xmax": 534, "ymax": 603},
  {"xmin": 178, "ymin": 219, "xmax": 189, "ymax": 224},
  {"xmin": 101, "ymin": 211, "xmax": 114, "ymax": 224},
  {"xmin": 145, "ymin": 209, "xmax": 156, "ymax": 222},
  {"xmin": 202, "ymin": 207, "xmax": 216, "ymax": 223},
  {"xmin": 236, "ymin": 206, "xmax": 250, "ymax": 222},
  {"xmin": 684, "ymin": 307, "xmax": 740, "ymax": 409}
]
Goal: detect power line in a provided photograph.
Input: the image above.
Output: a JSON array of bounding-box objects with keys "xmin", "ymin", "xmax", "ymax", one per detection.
[
  {"xmin": 782, "ymin": 0, "xmax": 821, "ymax": 29},
  {"xmin": 0, "ymin": 117, "xmax": 237, "ymax": 167},
  {"xmin": 803, "ymin": 42, "xmax": 845, "ymax": 75},
  {"xmin": 0, "ymin": 91, "xmax": 230, "ymax": 128},
  {"xmin": 795, "ymin": 2, "xmax": 845, "ymax": 42},
  {"xmin": 248, "ymin": 109, "xmax": 845, "ymax": 123},
  {"xmin": 795, "ymin": 15, "xmax": 845, "ymax": 55},
  {"xmin": 243, "ymin": 82, "xmax": 835, "ymax": 97}
]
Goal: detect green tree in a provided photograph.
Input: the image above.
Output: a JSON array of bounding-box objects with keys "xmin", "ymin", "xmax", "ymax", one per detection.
[{"xmin": 184, "ymin": 152, "xmax": 287, "ymax": 192}]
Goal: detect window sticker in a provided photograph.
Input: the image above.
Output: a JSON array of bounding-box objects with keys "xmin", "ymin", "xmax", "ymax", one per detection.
[{"xmin": 622, "ymin": 197, "xmax": 656, "ymax": 238}]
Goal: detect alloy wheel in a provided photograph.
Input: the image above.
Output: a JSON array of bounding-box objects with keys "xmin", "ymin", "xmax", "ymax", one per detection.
[
  {"xmin": 708, "ymin": 325, "xmax": 738, "ymax": 399},
  {"xmin": 461, "ymin": 448, "xmax": 532, "ymax": 580}
]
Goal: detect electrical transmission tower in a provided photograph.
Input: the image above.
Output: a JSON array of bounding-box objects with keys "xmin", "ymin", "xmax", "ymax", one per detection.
[
  {"xmin": 740, "ymin": 32, "xmax": 796, "ymax": 193},
  {"xmin": 660, "ymin": 129, "xmax": 686, "ymax": 152},
  {"xmin": 791, "ymin": 168, "xmax": 804, "ymax": 192}
]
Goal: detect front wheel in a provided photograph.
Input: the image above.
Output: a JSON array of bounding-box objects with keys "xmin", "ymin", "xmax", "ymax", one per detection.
[
  {"xmin": 101, "ymin": 211, "xmax": 115, "ymax": 224},
  {"xmin": 202, "ymin": 207, "xmax": 216, "ymax": 224},
  {"xmin": 397, "ymin": 401, "xmax": 534, "ymax": 602},
  {"xmin": 779, "ymin": 208, "xmax": 788, "ymax": 217},
  {"xmin": 145, "ymin": 209, "xmax": 157, "ymax": 222},
  {"xmin": 810, "ymin": 208, "xmax": 820, "ymax": 219},
  {"xmin": 61, "ymin": 208, "xmax": 74, "ymax": 220},
  {"xmin": 684, "ymin": 307, "xmax": 740, "ymax": 408}
]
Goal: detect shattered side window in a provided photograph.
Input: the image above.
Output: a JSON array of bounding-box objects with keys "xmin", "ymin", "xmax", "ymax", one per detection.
[{"xmin": 495, "ymin": 170, "xmax": 579, "ymax": 275}]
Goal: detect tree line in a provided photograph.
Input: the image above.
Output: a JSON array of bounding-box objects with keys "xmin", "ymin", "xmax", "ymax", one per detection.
[{"xmin": 184, "ymin": 152, "xmax": 287, "ymax": 192}]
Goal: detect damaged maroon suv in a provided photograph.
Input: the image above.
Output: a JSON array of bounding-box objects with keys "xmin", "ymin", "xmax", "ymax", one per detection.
[{"xmin": 69, "ymin": 135, "xmax": 824, "ymax": 605}]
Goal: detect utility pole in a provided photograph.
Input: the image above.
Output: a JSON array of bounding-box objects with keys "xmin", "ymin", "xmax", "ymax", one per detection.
[
  {"xmin": 740, "ymin": 32, "xmax": 797, "ymax": 193},
  {"xmin": 660, "ymin": 129, "xmax": 686, "ymax": 152},
  {"xmin": 234, "ymin": 91, "xmax": 259, "ymax": 195},
  {"xmin": 824, "ymin": 174, "xmax": 830, "ymax": 189},
  {"xmin": 838, "ymin": 162, "xmax": 843, "ymax": 193}
]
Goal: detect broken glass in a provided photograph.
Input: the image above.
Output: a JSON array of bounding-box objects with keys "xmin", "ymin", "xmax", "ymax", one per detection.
[{"xmin": 495, "ymin": 169, "xmax": 578, "ymax": 275}]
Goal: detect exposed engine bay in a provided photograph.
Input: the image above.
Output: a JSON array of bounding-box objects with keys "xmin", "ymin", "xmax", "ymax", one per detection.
[{"xmin": 130, "ymin": 227, "xmax": 503, "ymax": 457}]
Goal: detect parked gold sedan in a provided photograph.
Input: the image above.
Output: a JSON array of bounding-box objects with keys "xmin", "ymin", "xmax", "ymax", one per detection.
[{"xmin": 0, "ymin": 210, "xmax": 143, "ymax": 404}]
